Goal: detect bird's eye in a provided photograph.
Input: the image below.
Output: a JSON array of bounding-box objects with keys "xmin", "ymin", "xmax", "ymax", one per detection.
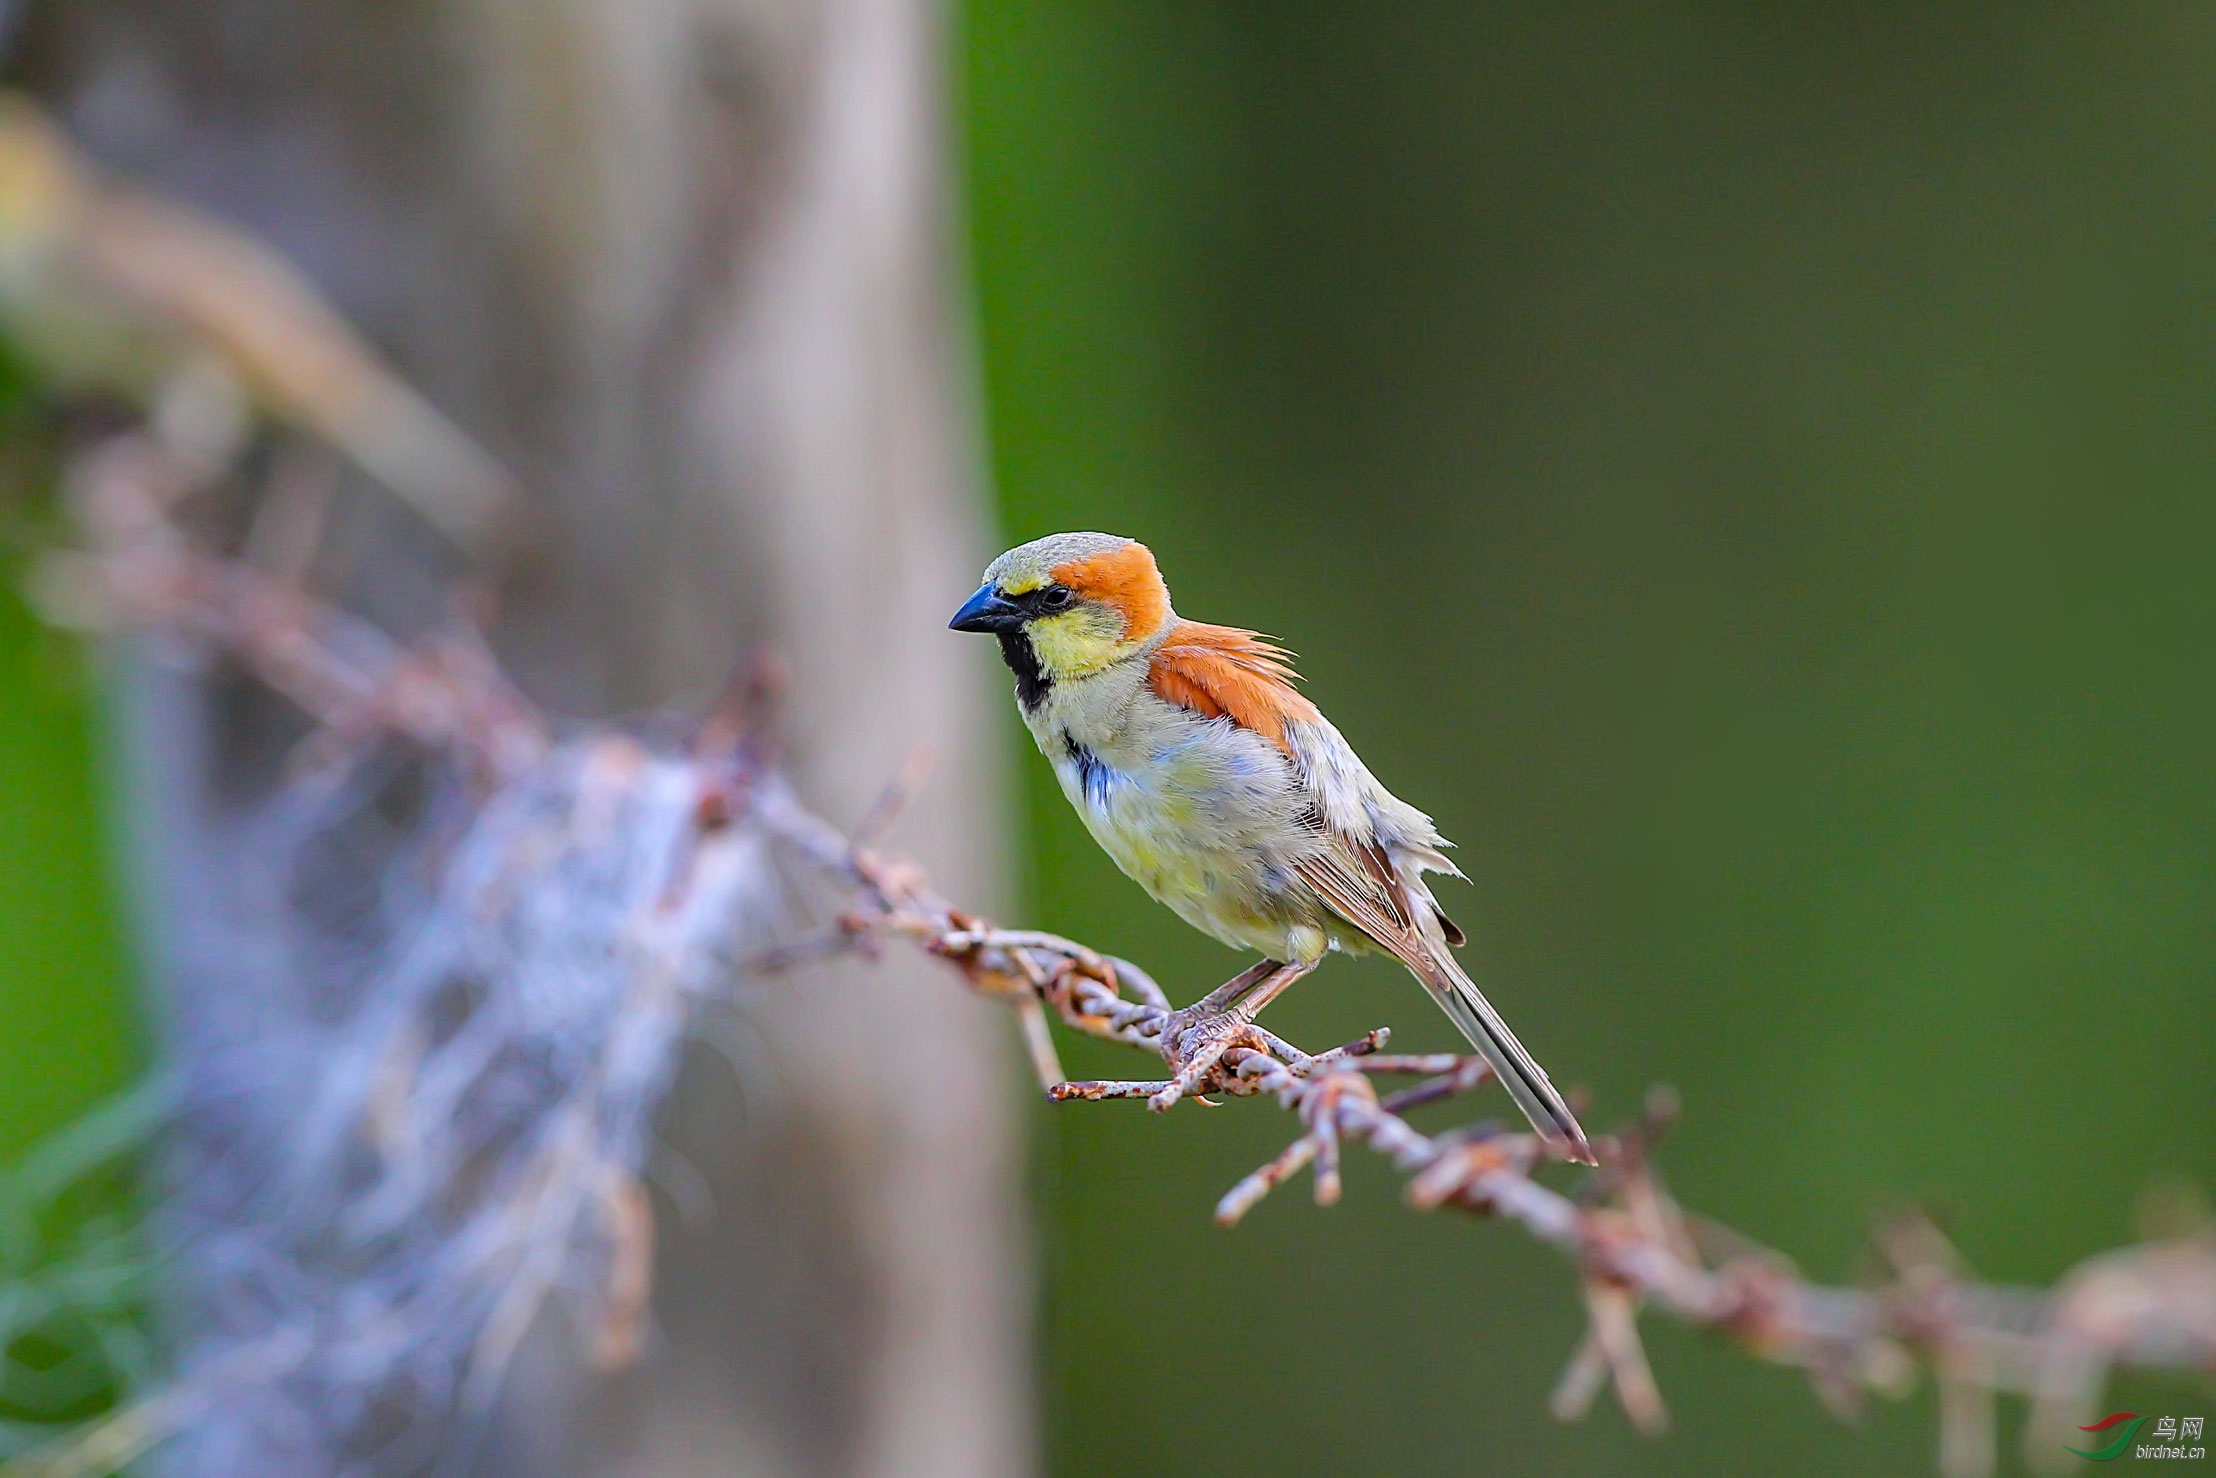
[{"xmin": 1039, "ymin": 587, "xmax": 1075, "ymax": 612}]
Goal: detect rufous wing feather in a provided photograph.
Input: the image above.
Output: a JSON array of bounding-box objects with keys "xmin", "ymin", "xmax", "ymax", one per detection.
[{"xmin": 1145, "ymin": 621, "xmax": 1320, "ymax": 750}]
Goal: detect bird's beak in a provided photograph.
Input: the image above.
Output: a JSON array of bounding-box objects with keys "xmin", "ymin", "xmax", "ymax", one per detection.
[{"xmin": 948, "ymin": 583, "xmax": 1025, "ymax": 633}]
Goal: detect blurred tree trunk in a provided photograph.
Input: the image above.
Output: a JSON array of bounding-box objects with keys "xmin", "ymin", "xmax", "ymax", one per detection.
[{"xmin": 18, "ymin": 1, "xmax": 1028, "ymax": 1475}]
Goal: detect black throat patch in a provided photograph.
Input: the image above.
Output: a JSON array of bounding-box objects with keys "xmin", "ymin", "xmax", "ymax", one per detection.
[{"xmin": 997, "ymin": 629, "xmax": 1052, "ymax": 709}]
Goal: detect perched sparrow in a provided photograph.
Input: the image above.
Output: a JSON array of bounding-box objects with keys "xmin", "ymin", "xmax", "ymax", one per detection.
[{"xmin": 951, "ymin": 532, "xmax": 1592, "ymax": 1163}]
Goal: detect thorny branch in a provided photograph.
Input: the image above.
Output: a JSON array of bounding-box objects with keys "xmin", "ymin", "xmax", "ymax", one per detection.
[
  {"xmin": 1, "ymin": 91, "xmax": 2211, "ymax": 1478},
  {"xmin": 36, "ymin": 445, "xmax": 2216, "ymax": 1476},
  {"xmin": 814, "ymin": 836, "xmax": 2216, "ymax": 1476}
]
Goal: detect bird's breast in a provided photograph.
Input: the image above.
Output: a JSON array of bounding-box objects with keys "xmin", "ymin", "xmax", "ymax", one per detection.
[{"xmin": 1032, "ymin": 691, "xmax": 1321, "ymax": 952}]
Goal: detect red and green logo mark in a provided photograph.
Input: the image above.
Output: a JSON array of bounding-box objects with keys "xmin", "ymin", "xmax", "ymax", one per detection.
[{"xmin": 2068, "ymin": 1412, "xmax": 2152, "ymax": 1462}]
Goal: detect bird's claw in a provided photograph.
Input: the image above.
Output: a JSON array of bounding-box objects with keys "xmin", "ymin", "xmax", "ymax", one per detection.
[
  {"xmin": 1042, "ymin": 960, "xmax": 1313, "ymax": 1109},
  {"xmin": 1147, "ymin": 1007, "xmax": 1276, "ymax": 1112}
]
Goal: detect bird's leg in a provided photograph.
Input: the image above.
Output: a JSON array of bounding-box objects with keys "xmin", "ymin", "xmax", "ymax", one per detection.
[
  {"xmin": 1149, "ymin": 959, "xmax": 1317, "ymax": 1112},
  {"xmin": 1215, "ymin": 958, "xmax": 1313, "ymax": 1022},
  {"xmin": 1178, "ymin": 958, "xmax": 1284, "ymax": 1019}
]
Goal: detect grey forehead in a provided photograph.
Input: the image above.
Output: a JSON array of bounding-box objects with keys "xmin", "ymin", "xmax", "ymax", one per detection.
[{"xmin": 982, "ymin": 531, "xmax": 1133, "ymax": 586}]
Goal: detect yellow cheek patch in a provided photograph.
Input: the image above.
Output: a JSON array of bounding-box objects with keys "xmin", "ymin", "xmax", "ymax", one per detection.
[{"xmin": 1027, "ymin": 609, "xmax": 1125, "ymax": 677}]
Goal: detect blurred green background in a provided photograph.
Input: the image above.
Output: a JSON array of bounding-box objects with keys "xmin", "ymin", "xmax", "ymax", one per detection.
[
  {"xmin": 963, "ymin": 3, "xmax": 2216, "ymax": 1474},
  {"xmin": 5, "ymin": 3, "xmax": 2216, "ymax": 1474},
  {"xmin": 0, "ymin": 348, "xmax": 136, "ymax": 1171}
]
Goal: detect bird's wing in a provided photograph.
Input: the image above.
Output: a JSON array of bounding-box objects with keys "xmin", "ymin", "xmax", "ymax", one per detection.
[
  {"xmin": 1293, "ymin": 830, "xmax": 1418, "ymax": 941},
  {"xmin": 1145, "ymin": 620, "xmax": 1320, "ymax": 751},
  {"xmin": 1149, "ymin": 622, "xmax": 1428, "ymax": 937}
]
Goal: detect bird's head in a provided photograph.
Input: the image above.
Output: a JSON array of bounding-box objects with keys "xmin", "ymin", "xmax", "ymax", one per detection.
[{"xmin": 949, "ymin": 532, "xmax": 1172, "ymax": 702}]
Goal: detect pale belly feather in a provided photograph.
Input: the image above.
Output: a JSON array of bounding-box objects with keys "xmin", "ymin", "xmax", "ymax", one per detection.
[{"xmin": 1044, "ymin": 720, "xmax": 1328, "ymax": 961}]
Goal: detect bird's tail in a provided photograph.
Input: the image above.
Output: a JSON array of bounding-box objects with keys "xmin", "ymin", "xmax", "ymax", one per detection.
[{"xmin": 1404, "ymin": 943, "xmax": 1594, "ymax": 1165}]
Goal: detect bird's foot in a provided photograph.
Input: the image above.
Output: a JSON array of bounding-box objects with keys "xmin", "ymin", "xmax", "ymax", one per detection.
[
  {"xmin": 1144, "ymin": 958, "xmax": 1317, "ymax": 1109},
  {"xmin": 1043, "ymin": 1005, "xmax": 1293, "ymax": 1108},
  {"xmin": 1044, "ymin": 958, "xmax": 1317, "ymax": 1110},
  {"xmin": 1146, "ymin": 1006, "xmax": 1284, "ymax": 1112}
]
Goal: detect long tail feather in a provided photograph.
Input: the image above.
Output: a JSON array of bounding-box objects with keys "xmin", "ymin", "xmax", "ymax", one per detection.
[
  {"xmin": 1287, "ymin": 844, "xmax": 1592, "ymax": 1162},
  {"xmin": 1407, "ymin": 945, "xmax": 1594, "ymax": 1164}
]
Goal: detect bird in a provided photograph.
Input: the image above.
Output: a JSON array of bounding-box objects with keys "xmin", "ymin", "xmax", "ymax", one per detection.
[{"xmin": 949, "ymin": 531, "xmax": 1593, "ymax": 1163}]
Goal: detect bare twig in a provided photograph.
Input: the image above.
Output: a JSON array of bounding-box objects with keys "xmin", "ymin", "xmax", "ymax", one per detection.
[{"xmin": 0, "ymin": 95, "xmax": 519, "ymax": 555}]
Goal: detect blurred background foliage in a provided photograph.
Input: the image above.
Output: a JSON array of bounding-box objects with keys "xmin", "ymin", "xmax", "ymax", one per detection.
[
  {"xmin": 0, "ymin": 337, "xmax": 147, "ymax": 1445},
  {"xmin": 0, "ymin": 348, "xmax": 135, "ymax": 1172},
  {"xmin": 963, "ymin": 3, "xmax": 2216, "ymax": 1474},
  {"xmin": 1, "ymin": 3, "xmax": 2214, "ymax": 1475}
]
